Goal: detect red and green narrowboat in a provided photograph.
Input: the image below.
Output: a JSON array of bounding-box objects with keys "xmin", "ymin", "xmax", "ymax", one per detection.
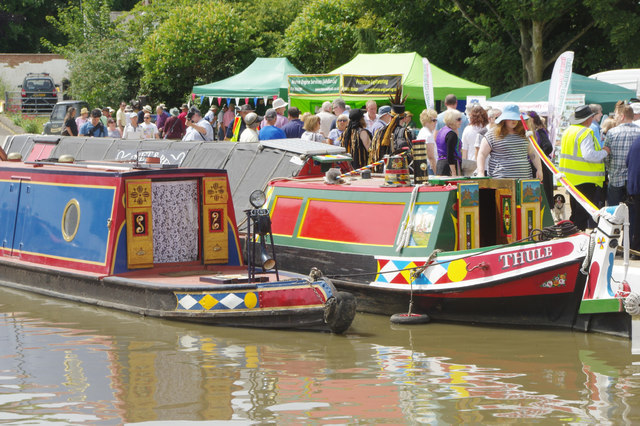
[{"xmin": 264, "ymin": 167, "xmax": 636, "ymax": 337}]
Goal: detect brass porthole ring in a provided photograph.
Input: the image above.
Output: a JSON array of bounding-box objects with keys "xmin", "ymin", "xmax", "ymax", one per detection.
[{"xmin": 62, "ymin": 199, "xmax": 80, "ymax": 242}]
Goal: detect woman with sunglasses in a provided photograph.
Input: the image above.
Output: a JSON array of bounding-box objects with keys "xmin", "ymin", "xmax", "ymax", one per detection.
[{"xmin": 435, "ymin": 109, "xmax": 463, "ymax": 176}]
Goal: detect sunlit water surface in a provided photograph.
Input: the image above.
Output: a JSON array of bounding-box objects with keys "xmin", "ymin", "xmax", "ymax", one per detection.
[{"xmin": 1, "ymin": 286, "xmax": 640, "ymax": 424}]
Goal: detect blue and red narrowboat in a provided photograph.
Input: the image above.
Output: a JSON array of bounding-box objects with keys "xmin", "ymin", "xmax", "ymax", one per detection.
[{"xmin": 0, "ymin": 155, "xmax": 355, "ymax": 333}]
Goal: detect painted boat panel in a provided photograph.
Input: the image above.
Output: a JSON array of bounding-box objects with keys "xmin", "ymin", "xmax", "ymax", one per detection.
[
  {"xmin": 269, "ymin": 182, "xmax": 457, "ymax": 256},
  {"xmin": 12, "ymin": 181, "xmax": 115, "ymax": 265},
  {"xmin": 299, "ymin": 199, "xmax": 404, "ymax": 245},
  {"xmin": 0, "ymin": 180, "xmax": 20, "ymax": 255}
]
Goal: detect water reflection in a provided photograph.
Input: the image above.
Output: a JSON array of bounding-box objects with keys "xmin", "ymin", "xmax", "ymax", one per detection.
[{"xmin": 1, "ymin": 286, "xmax": 640, "ymax": 424}]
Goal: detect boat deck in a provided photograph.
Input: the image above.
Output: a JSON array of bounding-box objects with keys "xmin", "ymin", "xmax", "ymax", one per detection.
[
  {"xmin": 272, "ymin": 174, "xmax": 461, "ymax": 191},
  {"xmin": 114, "ymin": 264, "xmax": 307, "ymax": 287},
  {"xmin": 0, "ymin": 255, "xmax": 305, "ymax": 289}
]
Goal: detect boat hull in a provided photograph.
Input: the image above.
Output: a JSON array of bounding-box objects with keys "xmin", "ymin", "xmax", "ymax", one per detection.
[
  {"xmin": 271, "ymin": 241, "xmax": 589, "ymax": 329},
  {"xmin": 0, "ymin": 256, "xmax": 353, "ymax": 332}
]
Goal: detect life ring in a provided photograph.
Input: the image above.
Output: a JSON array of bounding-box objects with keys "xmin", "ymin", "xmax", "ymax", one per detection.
[
  {"xmin": 324, "ymin": 291, "xmax": 356, "ymax": 334},
  {"xmin": 390, "ymin": 312, "xmax": 430, "ymax": 324},
  {"xmin": 624, "ymin": 292, "xmax": 640, "ymax": 316}
]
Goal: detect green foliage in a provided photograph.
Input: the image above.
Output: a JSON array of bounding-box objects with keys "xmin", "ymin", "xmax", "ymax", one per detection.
[
  {"xmin": 138, "ymin": 1, "xmax": 254, "ymax": 105},
  {"xmin": 26, "ymin": 0, "xmax": 640, "ymax": 109},
  {"xmin": 65, "ymin": 39, "xmax": 140, "ymax": 107},
  {"xmin": 584, "ymin": 0, "xmax": 640, "ymax": 68},
  {"xmin": 277, "ymin": 0, "xmax": 367, "ymax": 73},
  {"xmin": 0, "ymin": 0, "xmax": 68, "ymax": 53},
  {"xmin": 234, "ymin": 0, "xmax": 303, "ymax": 58},
  {"xmin": 43, "ymin": 0, "xmax": 116, "ymax": 53},
  {"xmin": 9, "ymin": 113, "xmax": 47, "ymax": 134}
]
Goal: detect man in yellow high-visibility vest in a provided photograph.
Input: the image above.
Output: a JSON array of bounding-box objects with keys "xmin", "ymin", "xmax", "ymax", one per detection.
[
  {"xmin": 559, "ymin": 105, "xmax": 611, "ymax": 230},
  {"xmin": 225, "ymin": 104, "xmax": 254, "ymax": 141}
]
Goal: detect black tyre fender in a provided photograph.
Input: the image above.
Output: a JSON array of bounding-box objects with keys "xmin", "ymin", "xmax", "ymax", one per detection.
[
  {"xmin": 390, "ymin": 312, "xmax": 430, "ymax": 324},
  {"xmin": 325, "ymin": 291, "xmax": 356, "ymax": 334}
]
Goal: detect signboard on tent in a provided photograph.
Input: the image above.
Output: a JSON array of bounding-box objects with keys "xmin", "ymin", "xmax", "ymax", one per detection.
[
  {"xmin": 288, "ymin": 74, "xmax": 402, "ymax": 97},
  {"xmin": 341, "ymin": 74, "xmax": 402, "ymax": 96},
  {"xmin": 484, "ymin": 101, "xmax": 549, "ymax": 115},
  {"xmin": 289, "ymin": 74, "xmax": 340, "ymax": 96}
]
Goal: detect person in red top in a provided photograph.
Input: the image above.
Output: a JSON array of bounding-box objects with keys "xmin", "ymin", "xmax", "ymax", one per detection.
[
  {"xmin": 163, "ymin": 107, "xmax": 186, "ymax": 140},
  {"xmin": 178, "ymin": 103, "xmax": 189, "ymax": 125}
]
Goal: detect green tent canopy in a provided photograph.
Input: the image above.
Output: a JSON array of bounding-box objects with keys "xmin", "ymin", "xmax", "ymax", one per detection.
[
  {"xmin": 289, "ymin": 52, "xmax": 491, "ymax": 115},
  {"xmin": 192, "ymin": 57, "xmax": 302, "ymax": 101},
  {"xmin": 489, "ymin": 73, "xmax": 635, "ymax": 114}
]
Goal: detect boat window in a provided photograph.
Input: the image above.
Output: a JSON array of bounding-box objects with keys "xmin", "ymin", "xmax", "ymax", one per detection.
[{"xmin": 62, "ymin": 199, "xmax": 80, "ymax": 242}]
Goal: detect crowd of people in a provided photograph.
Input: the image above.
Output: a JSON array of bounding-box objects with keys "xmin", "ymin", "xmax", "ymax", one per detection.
[{"xmin": 49, "ymin": 93, "xmax": 640, "ymax": 253}]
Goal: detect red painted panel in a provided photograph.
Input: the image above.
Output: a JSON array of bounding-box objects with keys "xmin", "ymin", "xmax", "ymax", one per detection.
[
  {"xmin": 260, "ymin": 287, "xmax": 326, "ymax": 308},
  {"xmin": 271, "ymin": 197, "xmax": 302, "ymax": 236},
  {"xmin": 584, "ymin": 261, "xmax": 600, "ymax": 300},
  {"xmin": 299, "ymin": 200, "xmax": 404, "ymax": 245},
  {"xmin": 26, "ymin": 144, "xmax": 56, "ymax": 162},
  {"xmin": 426, "ymin": 264, "xmax": 581, "ymax": 299},
  {"xmin": 436, "ymin": 241, "xmax": 577, "ymax": 284}
]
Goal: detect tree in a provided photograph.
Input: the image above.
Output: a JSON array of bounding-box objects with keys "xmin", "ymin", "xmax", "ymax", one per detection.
[
  {"xmin": 64, "ymin": 39, "xmax": 139, "ymax": 107},
  {"xmin": 449, "ymin": 0, "xmax": 640, "ymax": 95},
  {"xmin": 138, "ymin": 1, "xmax": 254, "ymax": 105},
  {"xmin": 450, "ymin": 0, "xmax": 599, "ymax": 89},
  {"xmin": 42, "ymin": 0, "xmax": 141, "ymax": 105},
  {"xmin": 0, "ymin": 0, "xmax": 68, "ymax": 53},
  {"xmin": 277, "ymin": 0, "xmax": 371, "ymax": 73}
]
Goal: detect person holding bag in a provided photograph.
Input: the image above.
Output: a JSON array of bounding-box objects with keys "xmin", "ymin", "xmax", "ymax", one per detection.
[{"xmin": 62, "ymin": 107, "xmax": 78, "ymax": 136}]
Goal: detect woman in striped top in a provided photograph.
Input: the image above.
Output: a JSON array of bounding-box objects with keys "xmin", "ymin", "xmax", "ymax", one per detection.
[{"xmin": 476, "ymin": 104, "xmax": 542, "ymax": 180}]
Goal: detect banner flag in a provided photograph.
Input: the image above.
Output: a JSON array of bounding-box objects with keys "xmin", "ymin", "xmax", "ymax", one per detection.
[
  {"xmin": 422, "ymin": 58, "xmax": 434, "ymax": 109},
  {"xmin": 547, "ymin": 51, "xmax": 574, "ymax": 149}
]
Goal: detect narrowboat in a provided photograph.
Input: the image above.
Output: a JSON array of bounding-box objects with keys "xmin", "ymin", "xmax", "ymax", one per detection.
[
  {"xmin": 263, "ymin": 156, "xmax": 639, "ymax": 338},
  {"xmin": 0, "ymin": 154, "xmax": 355, "ymax": 333}
]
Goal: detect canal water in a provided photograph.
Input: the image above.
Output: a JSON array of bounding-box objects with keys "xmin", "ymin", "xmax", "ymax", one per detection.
[{"xmin": 1, "ymin": 286, "xmax": 640, "ymax": 424}]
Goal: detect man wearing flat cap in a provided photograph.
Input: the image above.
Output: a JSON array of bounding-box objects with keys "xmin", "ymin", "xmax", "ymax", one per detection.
[{"xmin": 559, "ymin": 104, "xmax": 611, "ymax": 230}]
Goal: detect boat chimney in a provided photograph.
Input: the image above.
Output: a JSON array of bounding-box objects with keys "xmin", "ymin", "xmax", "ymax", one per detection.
[{"xmin": 6, "ymin": 152, "xmax": 22, "ymax": 162}]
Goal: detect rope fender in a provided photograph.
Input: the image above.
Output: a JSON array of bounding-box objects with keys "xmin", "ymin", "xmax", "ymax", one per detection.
[{"xmin": 624, "ymin": 292, "xmax": 640, "ymax": 316}]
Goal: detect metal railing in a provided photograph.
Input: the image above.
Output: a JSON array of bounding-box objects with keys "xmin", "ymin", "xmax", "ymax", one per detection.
[{"xmin": 4, "ymin": 91, "xmax": 59, "ymax": 115}]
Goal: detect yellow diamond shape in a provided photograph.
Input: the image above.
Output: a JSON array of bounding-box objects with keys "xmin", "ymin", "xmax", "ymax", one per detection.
[
  {"xmin": 400, "ymin": 262, "xmax": 417, "ymax": 283},
  {"xmin": 199, "ymin": 294, "xmax": 218, "ymax": 310}
]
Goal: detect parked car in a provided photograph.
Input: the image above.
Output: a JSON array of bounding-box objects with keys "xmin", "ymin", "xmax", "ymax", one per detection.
[
  {"xmin": 42, "ymin": 100, "xmax": 89, "ymax": 135},
  {"xmin": 20, "ymin": 73, "xmax": 59, "ymax": 113}
]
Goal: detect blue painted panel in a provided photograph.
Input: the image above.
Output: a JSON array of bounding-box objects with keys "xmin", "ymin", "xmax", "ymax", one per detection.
[
  {"xmin": 0, "ymin": 181, "xmax": 21, "ymax": 251},
  {"xmin": 13, "ymin": 183, "xmax": 116, "ymax": 263}
]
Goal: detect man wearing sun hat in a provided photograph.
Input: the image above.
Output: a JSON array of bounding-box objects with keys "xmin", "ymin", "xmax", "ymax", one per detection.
[
  {"xmin": 559, "ymin": 104, "xmax": 611, "ymax": 230},
  {"xmin": 260, "ymin": 98, "xmax": 289, "ymax": 129}
]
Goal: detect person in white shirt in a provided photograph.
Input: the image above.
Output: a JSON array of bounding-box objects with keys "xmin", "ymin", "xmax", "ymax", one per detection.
[
  {"xmin": 364, "ymin": 99, "xmax": 378, "ymax": 133},
  {"xmin": 122, "ymin": 113, "xmax": 144, "ymax": 139},
  {"xmin": 182, "ymin": 107, "xmax": 214, "ymax": 141},
  {"xmin": 417, "ymin": 108, "xmax": 438, "ymax": 173},
  {"xmin": 317, "ymin": 101, "xmax": 334, "ymax": 137},
  {"xmin": 239, "ymin": 112, "xmax": 260, "ymax": 142},
  {"xmin": 140, "ymin": 113, "xmax": 159, "ymax": 139}
]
